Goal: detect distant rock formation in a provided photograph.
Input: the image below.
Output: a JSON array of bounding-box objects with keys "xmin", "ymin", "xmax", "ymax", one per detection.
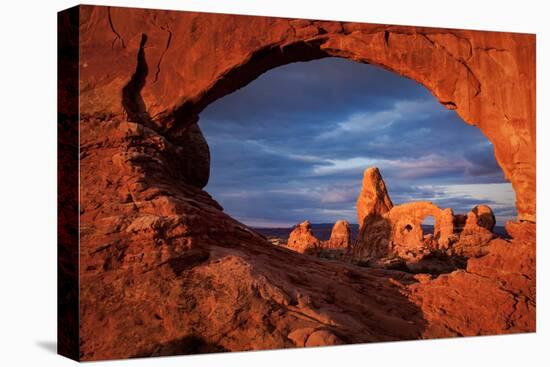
[
  {"xmin": 289, "ymin": 168, "xmax": 501, "ymax": 271},
  {"xmin": 450, "ymin": 205, "xmax": 496, "ymax": 258},
  {"xmin": 356, "ymin": 167, "xmax": 393, "ymax": 233},
  {"xmin": 453, "ymin": 214, "xmax": 468, "ymax": 232},
  {"xmin": 386, "ymin": 203, "xmax": 455, "ymax": 257},
  {"xmin": 287, "ymin": 220, "xmax": 320, "ymax": 254},
  {"xmin": 354, "ymin": 200, "xmax": 455, "ymax": 263},
  {"xmin": 350, "ymin": 167, "xmax": 505, "ymax": 271},
  {"xmin": 465, "ymin": 204, "xmax": 496, "ymax": 232},
  {"xmin": 324, "ymin": 220, "xmax": 351, "ymax": 249},
  {"xmin": 352, "ymin": 168, "xmax": 457, "ymax": 263}
]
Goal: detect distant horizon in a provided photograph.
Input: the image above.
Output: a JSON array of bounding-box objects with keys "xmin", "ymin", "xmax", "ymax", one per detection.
[{"xmin": 246, "ymin": 220, "xmax": 510, "ymax": 229}]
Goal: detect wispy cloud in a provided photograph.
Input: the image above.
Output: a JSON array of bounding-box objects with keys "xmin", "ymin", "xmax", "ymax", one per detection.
[
  {"xmin": 245, "ymin": 140, "xmax": 328, "ymax": 164},
  {"xmin": 317, "ymin": 99, "xmax": 441, "ymax": 139},
  {"xmin": 312, "ymin": 154, "xmax": 471, "ymax": 178}
]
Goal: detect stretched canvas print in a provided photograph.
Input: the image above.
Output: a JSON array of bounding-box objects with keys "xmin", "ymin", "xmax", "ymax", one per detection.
[{"xmin": 58, "ymin": 4, "xmax": 536, "ymax": 362}]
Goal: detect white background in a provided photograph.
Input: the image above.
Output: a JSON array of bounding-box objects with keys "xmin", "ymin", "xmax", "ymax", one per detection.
[{"xmin": 0, "ymin": 0, "xmax": 548, "ymax": 365}]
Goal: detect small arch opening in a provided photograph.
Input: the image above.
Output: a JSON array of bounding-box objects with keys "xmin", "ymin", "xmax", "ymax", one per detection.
[{"xmin": 421, "ymin": 215, "xmax": 436, "ymax": 235}]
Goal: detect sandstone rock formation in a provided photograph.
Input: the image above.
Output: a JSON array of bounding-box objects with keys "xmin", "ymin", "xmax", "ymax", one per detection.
[
  {"xmin": 356, "ymin": 167, "xmax": 393, "ymax": 232},
  {"xmin": 387, "ymin": 203, "xmax": 455, "ymax": 256},
  {"xmin": 288, "ymin": 327, "xmax": 344, "ymax": 347},
  {"xmin": 465, "ymin": 204, "xmax": 496, "ymax": 232},
  {"xmin": 324, "ymin": 220, "xmax": 351, "ymax": 249},
  {"xmin": 354, "ymin": 201, "xmax": 454, "ymax": 262},
  {"xmin": 287, "ymin": 220, "xmax": 320, "ymax": 254},
  {"xmin": 410, "ymin": 221, "xmax": 536, "ymax": 336},
  {"xmin": 450, "ymin": 205, "xmax": 496, "ymax": 258},
  {"xmin": 353, "ymin": 168, "xmax": 456, "ymax": 264},
  {"xmin": 453, "ymin": 214, "xmax": 468, "ymax": 232},
  {"xmin": 67, "ymin": 5, "xmax": 536, "ymax": 361},
  {"xmin": 351, "ymin": 171, "xmax": 505, "ymax": 271}
]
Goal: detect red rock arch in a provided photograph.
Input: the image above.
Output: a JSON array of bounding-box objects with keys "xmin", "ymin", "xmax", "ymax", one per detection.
[
  {"xmin": 72, "ymin": 7, "xmax": 537, "ymax": 359},
  {"xmin": 79, "ymin": 5, "xmax": 535, "ymax": 221}
]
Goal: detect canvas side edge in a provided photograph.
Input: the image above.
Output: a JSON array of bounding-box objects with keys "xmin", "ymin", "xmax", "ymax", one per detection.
[{"xmin": 57, "ymin": 5, "xmax": 80, "ymax": 362}]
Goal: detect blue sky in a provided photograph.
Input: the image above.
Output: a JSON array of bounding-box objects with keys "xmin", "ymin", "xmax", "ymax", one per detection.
[{"xmin": 199, "ymin": 57, "xmax": 516, "ymax": 227}]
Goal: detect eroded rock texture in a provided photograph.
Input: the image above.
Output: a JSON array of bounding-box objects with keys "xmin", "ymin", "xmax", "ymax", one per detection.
[
  {"xmin": 74, "ymin": 5, "xmax": 536, "ymax": 361},
  {"xmin": 325, "ymin": 220, "xmax": 352, "ymax": 249},
  {"xmin": 450, "ymin": 205, "xmax": 497, "ymax": 258},
  {"xmin": 410, "ymin": 222, "xmax": 536, "ymax": 336},
  {"xmin": 353, "ymin": 168, "xmax": 456, "ymax": 263},
  {"xmin": 352, "ymin": 168, "xmax": 509, "ymax": 268},
  {"xmin": 287, "ymin": 221, "xmax": 320, "ymax": 254},
  {"xmin": 357, "ymin": 167, "xmax": 393, "ymax": 232}
]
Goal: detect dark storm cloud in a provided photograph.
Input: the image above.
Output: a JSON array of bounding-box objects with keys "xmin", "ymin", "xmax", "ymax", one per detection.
[
  {"xmin": 200, "ymin": 57, "xmax": 516, "ymax": 226},
  {"xmin": 201, "ymin": 57, "xmax": 423, "ymax": 125}
]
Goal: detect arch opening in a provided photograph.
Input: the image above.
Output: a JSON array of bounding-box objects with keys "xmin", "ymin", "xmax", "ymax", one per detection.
[
  {"xmin": 139, "ymin": 31, "xmax": 533, "ymax": 223},
  {"xmin": 197, "ymin": 57, "xmax": 515, "ymax": 236},
  {"xmin": 421, "ymin": 215, "xmax": 436, "ymax": 241}
]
